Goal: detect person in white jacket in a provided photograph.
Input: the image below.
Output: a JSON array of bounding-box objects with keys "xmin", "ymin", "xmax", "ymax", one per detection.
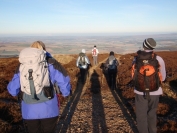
[{"xmin": 92, "ymin": 45, "xmax": 99, "ymax": 65}]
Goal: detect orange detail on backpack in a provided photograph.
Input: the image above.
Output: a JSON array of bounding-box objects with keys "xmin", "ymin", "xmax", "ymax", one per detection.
[
  {"xmin": 131, "ymin": 64, "xmax": 135, "ymax": 78},
  {"xmin": 139, "ymin": 65, "xmax": 155, "ymax": 76},
  {"xmin": 131, "ymin": 51, "xmax": 162, "ymax": 92}
]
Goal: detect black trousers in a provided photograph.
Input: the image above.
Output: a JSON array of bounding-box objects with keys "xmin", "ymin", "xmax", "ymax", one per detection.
[
  {"xmin": 80, "ymin": 68, "xmax": 88, "ymax": 83},
  {"xmin": 25, "ymin": 116, "xmax": 58, "ymax": 133},
  {"xmin": 108, "ymin": 69, "xmax": 117, "ymax": 89}
]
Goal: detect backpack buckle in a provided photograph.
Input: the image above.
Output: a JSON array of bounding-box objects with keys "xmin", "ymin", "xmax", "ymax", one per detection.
[{"xmin": 144, "ymin": 88, "xmax": 150, "ymax": 99}]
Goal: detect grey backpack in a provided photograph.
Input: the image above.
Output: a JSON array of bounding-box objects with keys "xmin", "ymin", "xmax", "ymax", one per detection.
[
  {"xmin": 78, "ymin": 53, "xmax": 86, "ymax": 66},
  {"xmin": 108, "ymin": 56, "xmax": 117, "ymax": 69},
  {"xmin": 19, "ymin": 47, "xmax": 53, "ymax": 104}
]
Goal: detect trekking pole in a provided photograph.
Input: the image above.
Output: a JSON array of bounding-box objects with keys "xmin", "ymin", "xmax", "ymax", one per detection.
[
  {"xmin": 67, "ymin": 89, "xmax": 72, "ymax": 132},
  {"xmin": 54, "ymin": 83, "xmax": 61, "ymax": 110},
  {"xmin": 17, "ymin": 94, "xmax": 28, "ymax": 133},
  {"xmin": 86, "ymin": 64, "xmax": 90, "ymax": 78},
  {"xmin": 87, "ymin": 64, "xmax": 91, "ymax": 86}
]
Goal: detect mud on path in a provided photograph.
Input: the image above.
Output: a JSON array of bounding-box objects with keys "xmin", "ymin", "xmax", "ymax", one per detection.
[{"xmin": 56, "ymin": 54, "xmax": 138, "ymax": 133}]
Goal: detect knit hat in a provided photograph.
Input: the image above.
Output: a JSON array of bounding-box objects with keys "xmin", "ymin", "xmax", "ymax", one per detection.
[
  {"xmin": 81, "ymin": 49, "xmax": 85, "ymax": 53},
  {"xmin": 110, "ymin": 51, "xmax": 114, "ymax": 55},
  {"xmin": 143, "ymin": 38, "xmax": 156, "ymax": 50}
]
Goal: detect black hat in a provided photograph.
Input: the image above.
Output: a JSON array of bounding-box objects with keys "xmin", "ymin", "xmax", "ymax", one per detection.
[
  {"xmin": 143, "ymin": 38, "xmax": 156, "ymax": 50},
  {"xmin": 110, "ymin": 51, "xmax": 114, "ymax": 55}
]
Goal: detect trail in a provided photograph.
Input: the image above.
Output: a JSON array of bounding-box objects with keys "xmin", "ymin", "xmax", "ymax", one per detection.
[
  {"xmin": 80, "ymin": 57, "xmax": 108, "ymax": 97},
  {"xmin": 56, "ymin": 56, "xmax": 138, "ymax": 133}
]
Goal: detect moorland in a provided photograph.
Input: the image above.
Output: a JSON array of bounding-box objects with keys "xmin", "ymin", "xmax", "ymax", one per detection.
[
  {"xmin": 0, "ymin": 51, "xmax": 177, "ymax": 133},
  {"xmin": 0, "ymin": 34, "xmax": 177, "ymax": 132}
]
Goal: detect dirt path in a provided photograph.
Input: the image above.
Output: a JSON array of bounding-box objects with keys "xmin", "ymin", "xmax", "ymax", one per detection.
[{"xmin": 56, "ymin": 56, "xmax": 138, "ymax": 133}]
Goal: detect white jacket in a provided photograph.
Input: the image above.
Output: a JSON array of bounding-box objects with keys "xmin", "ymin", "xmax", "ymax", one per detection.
[{"xmin": 92, "ymin": 48, "xmax": 99, "ymax": 56}]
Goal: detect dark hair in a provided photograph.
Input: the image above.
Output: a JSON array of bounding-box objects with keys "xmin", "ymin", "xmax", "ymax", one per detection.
[
  {"xmin": 110, "ymin": 51, "xmax": 114, "ymax": 55},
  {"xmin": 94, "ymin": 45, "xmax": 96, "ymax": 47}
]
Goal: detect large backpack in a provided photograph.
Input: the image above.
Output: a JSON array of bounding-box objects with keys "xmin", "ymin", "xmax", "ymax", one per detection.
[
  {"xmin": 78, "ymin": 53, "xmax": 86, "ymax": 66},
  {"xmin": 108, "ymin": 56, "xmax": 118, "ymax": 70},
  {"xmin": 19, "ymin": 47, "xmax": 53, "ymax": 104},
  {"xmin": 132, "ymin": 50, "xmax": 162, "ymax": 97}
]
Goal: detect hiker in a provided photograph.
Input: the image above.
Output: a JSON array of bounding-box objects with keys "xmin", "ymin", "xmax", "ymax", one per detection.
[
  {"xmin": 132, "ymin": 38, "xmax": 166, "ymax": 133},
  {"xmin": 92, "ymin": 45, "xmax": 99, "ymax": 65},
  {"xmin": 7, "ymin": 41, "xmax": 71, "ymax": 133},
  {"xmin": 105, "ymin": 51, "xmax": 119, "ymax": 90},
  {"xmin": 76, "ymin": 49, "xmax": 91, "ymax": 84}
]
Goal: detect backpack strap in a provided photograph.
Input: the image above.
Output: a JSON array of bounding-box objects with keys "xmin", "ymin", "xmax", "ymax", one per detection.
[
  {"xmin": 28, "ymin": 69, "xmax": 39, "ymax": 101},
  {"xmin": 144, "ymin": 68, "xmax": 150, "ymax": 99}
]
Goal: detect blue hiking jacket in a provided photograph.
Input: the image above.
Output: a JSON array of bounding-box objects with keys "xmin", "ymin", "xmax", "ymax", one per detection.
[{"xmin": 7, "ymin": 53, "xmax": 71, "ymax": 119}]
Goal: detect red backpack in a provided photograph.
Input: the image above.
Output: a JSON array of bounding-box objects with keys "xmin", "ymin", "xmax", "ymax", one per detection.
[{"xmin": 92, "ymin": 49, "xmax": 96, "ymax": 56}]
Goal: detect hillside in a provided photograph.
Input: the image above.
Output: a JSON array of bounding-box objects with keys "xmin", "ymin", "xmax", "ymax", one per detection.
[{"xmin": 0, "ymin": 51, "xmax": 177, "ymax": 133}]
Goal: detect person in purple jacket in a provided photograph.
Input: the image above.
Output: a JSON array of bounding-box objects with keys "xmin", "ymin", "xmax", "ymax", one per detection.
[
  {"xmin": 133, "ymin": 38, "xmax": 166, "ymax": 133},
  {"xmin": 7, "ymin": 41, "xmax": 71, "ymax": 133}
]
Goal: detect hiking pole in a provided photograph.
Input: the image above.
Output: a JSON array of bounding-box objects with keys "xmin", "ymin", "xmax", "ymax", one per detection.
[
  {"xmin": 17, "ymin": 93, "xmax": 28, "ymax": 133},
  {"xmin": 54, "ymin": 83, "xmax": 61, "ymax": 109},
  {"xmin": 86, "ymin": 64, "xmax": 91, "ymax": 86},
  {"xmin": 67, "ymin": 89, "xmax": 72, "ymax": 132}
]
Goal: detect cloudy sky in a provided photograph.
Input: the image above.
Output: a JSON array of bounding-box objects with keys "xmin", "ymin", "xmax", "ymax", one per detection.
[{"xmin": 0, "ymin": 0, "xmax": 177, "ymax": 36}]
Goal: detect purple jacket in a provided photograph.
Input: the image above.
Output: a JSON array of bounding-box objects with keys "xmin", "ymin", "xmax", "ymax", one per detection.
[{"xmin": 7, "ymin": 55, "xmax": 71, "ymax": 119}]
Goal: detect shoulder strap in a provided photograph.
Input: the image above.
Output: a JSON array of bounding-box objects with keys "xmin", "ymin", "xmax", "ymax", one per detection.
[{"xmin": 48, "ymin": 57, "xmax": 68, "ymax": 77}]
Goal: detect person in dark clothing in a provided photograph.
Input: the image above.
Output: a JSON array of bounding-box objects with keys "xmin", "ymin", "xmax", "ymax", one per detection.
[{"xmin": 105, "ymin": 51, "xmax": 119, "ymax": 90}]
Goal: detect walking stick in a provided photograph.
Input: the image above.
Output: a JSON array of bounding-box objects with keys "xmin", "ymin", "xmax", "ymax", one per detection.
[
  {"xmin": 67, "ymin": 89, "xmax": 72, "ymax": 132},
  {"xmin": 54, "ymin": 83, "xmax": 61, "ymax": 110},
  {"xmin": 17, "ymin": 93, "xmax": 28, "ymax": 133}
]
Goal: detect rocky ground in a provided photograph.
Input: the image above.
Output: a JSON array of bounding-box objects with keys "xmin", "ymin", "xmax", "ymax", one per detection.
[{"xmin": 0, "ymin": 51, "xmax": 177, "ymax": 133}]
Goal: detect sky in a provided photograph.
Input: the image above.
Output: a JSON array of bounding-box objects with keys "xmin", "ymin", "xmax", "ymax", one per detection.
[{"xmin": 0, "ymin": 0, "xmax": 177, "ymax": 36}]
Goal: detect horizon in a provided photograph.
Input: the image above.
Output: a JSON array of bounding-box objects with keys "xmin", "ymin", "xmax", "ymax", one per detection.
[
  {"xmin": 1, "ymin": 0, "xmax": 177, "ymax": 35},
  {"xmin": 1, "ymin": 33, "xmax": 177, "ymax": 56},
  {"xmin": 0, "ymin": 32, "xmax": 177, "ymax": 37}
]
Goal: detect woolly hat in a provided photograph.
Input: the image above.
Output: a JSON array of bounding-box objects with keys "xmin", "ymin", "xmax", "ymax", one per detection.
[
  {"xmin": 110, "ymin": 51, "xmax": 114, "ymax": 55},
  {"xmin": 143, "ymin": 38, "xmax": 156, "ymax": 50},
  {"xmin": 81, "ymin": 49, "xmax": 86, "ymax": 53}
]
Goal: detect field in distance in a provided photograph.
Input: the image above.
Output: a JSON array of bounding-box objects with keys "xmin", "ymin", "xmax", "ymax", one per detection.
[{"xmin": 0, "ymin": 33, "xmax": 177, "ymax": 56}]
